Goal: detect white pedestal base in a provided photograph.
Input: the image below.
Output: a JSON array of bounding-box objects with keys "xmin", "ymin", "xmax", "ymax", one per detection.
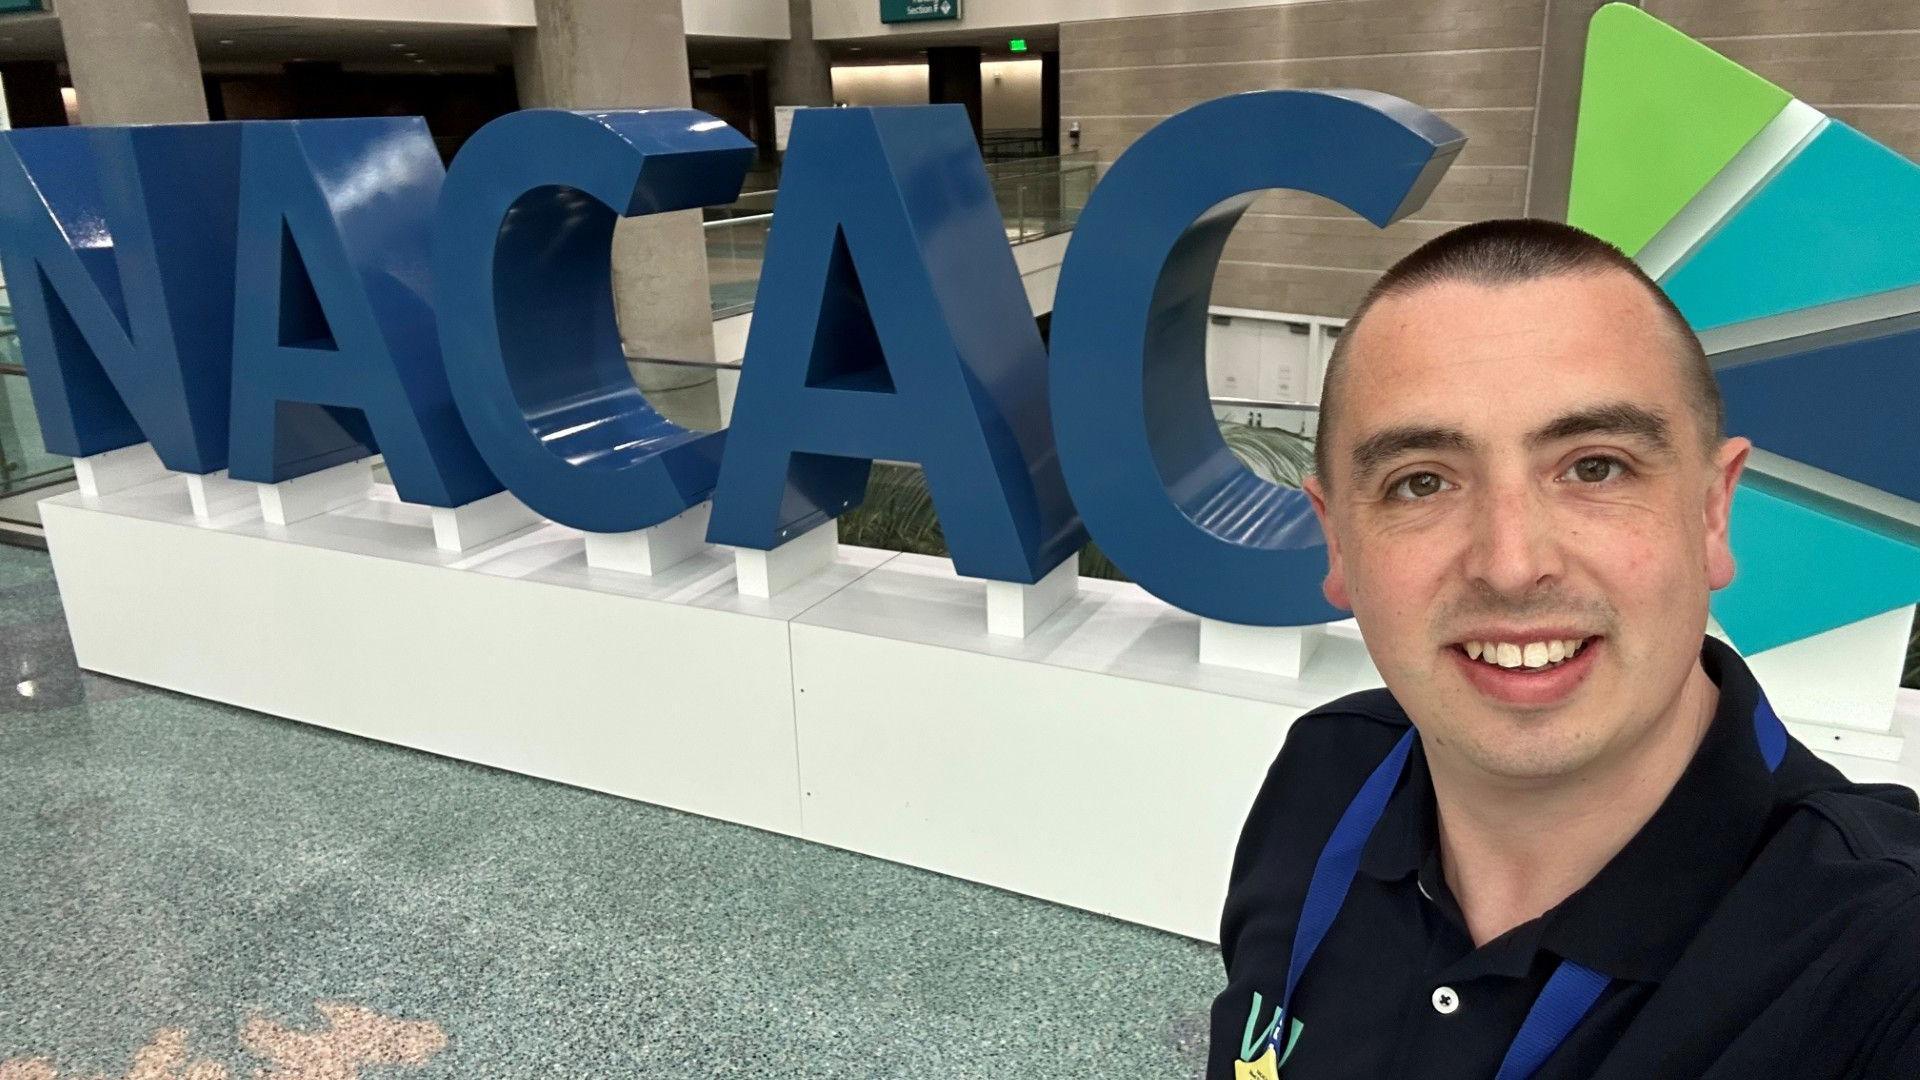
[
  {"xmin": 431, "ymin": 490, "xmax": 542, "ymax": 553},
  {"xmin": 257, "ymin": 458, "xmax": 373, "ymax": 526},
  {"xmin": 184, "ymin": 470, "xmax": 254, "ymax": 522},
  {"xmin": 1736, "ymin": 605, "xmax": 1914, "ymax": 735},
  {"xmin": 582, "ymin": 502, "xmax": 712, "ymax": 576},
  {"xmin": 34, "ymin": 488, "xmax": 1920, "ymax": 942},
  {"xmin": 985, "ymin": 554, "xmax": 1080, "ymax": 638},
  {"xmin": 734, "ymin": 519, "xmax": 838, "ymax": 598},
  {"xmin": 1782, "ymin": 719, "xmax": 1906, "ymax": 763},
  {"xmin": 1199, "ymin": 619, "xmax": 1328, "ymax": 679},
  {"xmin": 74, "ymin": 443, "xmax": 168, "ymax": 498}
]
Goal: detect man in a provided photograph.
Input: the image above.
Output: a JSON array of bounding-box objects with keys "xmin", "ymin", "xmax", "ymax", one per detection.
[{"xmin": 1208, "ymin": 219, "xmax": 1920, "ymax": 1079}]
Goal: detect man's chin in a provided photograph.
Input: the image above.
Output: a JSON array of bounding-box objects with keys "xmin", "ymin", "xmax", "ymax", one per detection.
[{"xmin": 1446, "ymin": 726, "xmax": 1609, "ymax": 784}]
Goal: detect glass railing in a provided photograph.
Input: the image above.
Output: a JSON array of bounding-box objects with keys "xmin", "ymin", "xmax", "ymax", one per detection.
[
  {"xmin": 986, "ymin": 151, "xmax": 1097, "ymax": 244},
  {"xmin": 0, "ymin": 294, "xmax": 75, "ymax": 531},
  {"xmin": 703, "ymin": 152, "xmax": 1098, "ymax": 318},
  {"xmin": 705, "ymin": 188, "xmax": 775, "ymax": 321}
]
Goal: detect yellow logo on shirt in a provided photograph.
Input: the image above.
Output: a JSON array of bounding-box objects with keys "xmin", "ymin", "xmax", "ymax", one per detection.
[{"xmin": 1235, "ymin": 1044, "xmax": 1281, "ymax": 1080}]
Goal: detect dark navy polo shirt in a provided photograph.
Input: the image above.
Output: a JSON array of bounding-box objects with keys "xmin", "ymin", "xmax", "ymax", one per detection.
[{"xmin": 1209, "ymin": 637, "xmax": 1920, "ymax": 1079}]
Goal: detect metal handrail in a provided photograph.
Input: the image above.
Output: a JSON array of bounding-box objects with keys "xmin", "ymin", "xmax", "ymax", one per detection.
[
  {"xmin": 0, "ymin": 363, "xmax": 24, "ymax": 376},
  {"xmin": 620, "ymin": 357, "xmax": 1321, "ymax": 415},
  {"xmin": 702, "ymin": 212, "xmax": 772, "ymax": 231},
  {"xmin": 626, "ymin": 355, "xmax": 741, "ymax": 370},
  {"xmin": 1212, "ymin": 396, "xmax": 1319, "ymax": 412}
]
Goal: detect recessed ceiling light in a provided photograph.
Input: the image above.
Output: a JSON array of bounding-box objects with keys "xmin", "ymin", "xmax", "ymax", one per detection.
[
  {"xmin": 218, "ymin": 39, "xmax": 235, "ymax": 45},
  {"xmin": 411, "ymin": 57, "xmax": 425, "ymax": 63},
  {"xmin": 391, "ymin": 42, "xmax": 408, "ymax": 49}
]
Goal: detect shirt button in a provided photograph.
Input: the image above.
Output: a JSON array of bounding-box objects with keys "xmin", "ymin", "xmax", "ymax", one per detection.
[{"xmin": 1432, "ymin": 986, "xmax": 1461, "ymax": 1014}]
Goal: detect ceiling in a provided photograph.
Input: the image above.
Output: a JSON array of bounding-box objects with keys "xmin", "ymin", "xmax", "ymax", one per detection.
[
  {"xmin": 827, "ymin": 24, "xmax": 1057, "ymax": 66},
  {"xmin": 0, "ymin": 12, "xmax": 516, "ymax": 73},
  {"xmin": 0, "ymin": 11, "xmax": 1056, "ymax": 76}
]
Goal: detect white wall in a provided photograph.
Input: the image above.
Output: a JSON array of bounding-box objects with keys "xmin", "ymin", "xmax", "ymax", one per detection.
[
  {"xmin": 831, "ymin": 59, "xmax": 1040, "ymax": 128},
  {"xmin": 981, "ymin": 58, "xmax": 1039, "ymax": 129},
  {"xmin": 684, "ymin": 0, "xmax": 790, "ymax": 39},
  {"xmin": 184, "ymin": 0, "xmax": 792, "ymax": 38},
  {"xmin": 812, "ymin": 0, "xmax": 1318, "ymax": 39},
  {"xmin": 831, "ymin": 62, "xmax": 928, "ymax": 108},
  {"xmin": 186, "ymin": 0, "xmax": 536, "ymax": 24}
]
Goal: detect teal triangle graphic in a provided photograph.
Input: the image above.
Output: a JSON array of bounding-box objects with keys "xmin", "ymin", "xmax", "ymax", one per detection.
[
  {"xmin": 1715, "ymin": 480, "xmax": 1920, "ymax": 655},
  {"xmin": 1664, "ymin": 122, "xmax": 1920, "ymax": 332}
]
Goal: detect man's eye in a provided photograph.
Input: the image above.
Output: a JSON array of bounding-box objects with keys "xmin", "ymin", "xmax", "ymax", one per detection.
[
  {"xmin": 1388, "ymin": 472, "xmax": 1451, "ymax": 500},
  {"xmin": 1565, "ymin": 456, "xmax": 1627, "ymax": 484}
]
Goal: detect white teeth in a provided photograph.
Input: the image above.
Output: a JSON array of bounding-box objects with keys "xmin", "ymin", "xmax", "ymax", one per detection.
[{"xmin": 1464, "ymin": 637, "xmax": 1591, "ymax": 669}]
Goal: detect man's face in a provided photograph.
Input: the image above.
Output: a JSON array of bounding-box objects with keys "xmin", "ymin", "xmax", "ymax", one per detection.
[{"xmin": 1304, "ymin": 271, "xmax": 1749, "ymax": 783}]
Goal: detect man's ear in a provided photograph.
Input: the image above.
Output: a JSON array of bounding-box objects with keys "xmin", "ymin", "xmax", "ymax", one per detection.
[
  {"xmin": 1304, "ymin": 473, "xmax": 1353, "ymax": 610},
  {"xmin": 1705, "ymin": 436, "xmax": 1751, "ymax": 591}
]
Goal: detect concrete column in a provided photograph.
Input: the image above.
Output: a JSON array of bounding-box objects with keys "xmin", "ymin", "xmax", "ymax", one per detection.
[
  {"xmin": 512, "ymin": 0, "xmax": 721, "ymax": 428},
  {"xmin": 0, "ymin": 61, "xmax": 68, "ymax": 128},
  {"xmin": 56, "ymin": 0, "xmax": 207, "ymax": 125},
  {"xmin": 768, "ymin": 0, "xmax": 833, "ymax": 110},
  {"xmin": 928, "ymin": 45, "xmax": 983, "ymax": 146},
  {"xmin": 1041, "ymin": 50, "xmax": 1060, "ymax": 156}
]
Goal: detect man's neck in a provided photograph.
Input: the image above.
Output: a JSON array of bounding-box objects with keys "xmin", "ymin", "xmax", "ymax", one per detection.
[{"xmin": 1428, "ymin": 664, "xmax": 1720, "ymax": 948}]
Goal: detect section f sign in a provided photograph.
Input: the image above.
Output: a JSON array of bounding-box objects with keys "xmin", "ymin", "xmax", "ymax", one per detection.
[
  {"xmin": 0, "ymin": 3, "xmax": 1913, "ymax": 660},
  {"xmin": 881, "ymin": 0, "xmax": 959, "ymax": 24}
]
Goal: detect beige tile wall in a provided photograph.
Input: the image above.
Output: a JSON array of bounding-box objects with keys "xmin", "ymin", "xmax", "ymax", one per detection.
[
  {"xmin": 1062, "ymin": 0, "xmax": 1920, "ymax": 318},
  {"xmin": 1061, "ymin": 0, "xmax": 1551, "ymax": 317},
  {"xmin": 1644, "ymin": 0, "xmax": 1920, "ymax": 159}
]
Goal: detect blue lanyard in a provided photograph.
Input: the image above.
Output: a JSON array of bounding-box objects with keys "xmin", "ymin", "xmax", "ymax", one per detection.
[{"xmin": 1272, "ymin": 693, "xmax": 1788, "ymax": 1078}]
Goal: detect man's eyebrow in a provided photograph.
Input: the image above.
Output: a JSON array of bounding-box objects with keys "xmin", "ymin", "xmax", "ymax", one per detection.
[
  {"xmin": 1348, "ymin": 425, "xmax": 1475, "ymax": 486},
  {"xmin": 1526, "ymin": 402, "xmax": 1675, "ymax": 453}
]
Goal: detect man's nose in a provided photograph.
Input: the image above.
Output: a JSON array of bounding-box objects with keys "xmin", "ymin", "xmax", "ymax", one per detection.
[{"xmin": 1464, "ymin": 478, "xmax": 1563, "ymax": 596}]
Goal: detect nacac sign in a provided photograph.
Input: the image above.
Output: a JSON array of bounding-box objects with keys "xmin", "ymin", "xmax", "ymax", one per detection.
[{"xmin": 0, "ymin": 92, "xmax": 1460, "ymax": 626}]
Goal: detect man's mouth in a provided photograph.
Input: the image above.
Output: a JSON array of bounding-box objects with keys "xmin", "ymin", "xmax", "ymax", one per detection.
[
  {"xmin": 1455, "ymin": 636, "xmax": 1595, "ymax": 671},
  {"xmin": 1446, "ymin": 633, "xmax": 1604, "ymax": 707}
]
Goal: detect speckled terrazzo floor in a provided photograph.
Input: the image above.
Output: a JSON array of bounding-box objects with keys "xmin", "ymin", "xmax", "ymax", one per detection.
[{"xmin": 0, "ymin": 543, "xmax": 1222, "ymax": 1078}]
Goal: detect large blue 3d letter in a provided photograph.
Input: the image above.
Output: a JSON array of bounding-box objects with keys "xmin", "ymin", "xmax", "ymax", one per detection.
[
  {"xmin": 434, "ymin": 109, "xmax": 753, "ymax": 533},
  {"xmin": 1048, "ymin": 90, "xmax": 1464, "ymax": 624},
  {"xmin": 705, "ymin": 105, "xmax": 1084, "ymax": 582},
  {"xmin": 228, "ymin": 117, "xmax": 498, "ymax": 507},
  {"xmin": 0, "ymin": 124, "xmax": 241, "ymax": 473}
]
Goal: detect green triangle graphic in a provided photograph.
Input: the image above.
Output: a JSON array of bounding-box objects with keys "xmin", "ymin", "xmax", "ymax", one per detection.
[{"xmin": 1567, "ymin": 3, "xmax": 1793, "ymax": 256}]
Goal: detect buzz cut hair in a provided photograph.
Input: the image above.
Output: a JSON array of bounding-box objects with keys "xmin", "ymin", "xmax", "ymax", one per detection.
[{"xmin": 1312, "ymin": 218, "xmax": 1723, "ymax": 485}]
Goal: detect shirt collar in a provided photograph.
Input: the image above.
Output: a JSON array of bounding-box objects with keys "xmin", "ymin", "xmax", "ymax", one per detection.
[{"xmin": 1357, "ymin": 636, "xmax": 1781, "ymax": 984}]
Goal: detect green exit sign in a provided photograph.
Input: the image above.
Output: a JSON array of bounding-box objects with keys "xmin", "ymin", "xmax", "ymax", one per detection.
[
  {"xmin": 880, "ymin": 0, "xmax": 960, "ymax": 24},
  {"xmin": 1009, "ymin": 39, "xmax": 1028, "ymax": 52}
]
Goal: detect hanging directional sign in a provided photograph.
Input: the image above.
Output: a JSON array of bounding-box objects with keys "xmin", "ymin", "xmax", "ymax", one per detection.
[{"xmin": 881, "ymin": 0, "xmax": 960, "ymax": 24}]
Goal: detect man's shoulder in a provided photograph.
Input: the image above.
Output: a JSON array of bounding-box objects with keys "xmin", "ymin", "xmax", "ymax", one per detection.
[
  {"xmin": 1769, "ymin": 736, "xmax": 1920, "ymax": 877},
  {"xmin": 1727, "ymin": 795, "xmax": 1920, "ymax": 1074},
  {"xmin": 1244, "ymin": 689, "xmax": 1414, "ymax": 819},
  {"xmin": 1227, "ymin": 690, "xmax": 1413, "ymax": 875},
  {"xmin": 1792, "ymin": 783, "xmax": 1920, "ymax": 873}
]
